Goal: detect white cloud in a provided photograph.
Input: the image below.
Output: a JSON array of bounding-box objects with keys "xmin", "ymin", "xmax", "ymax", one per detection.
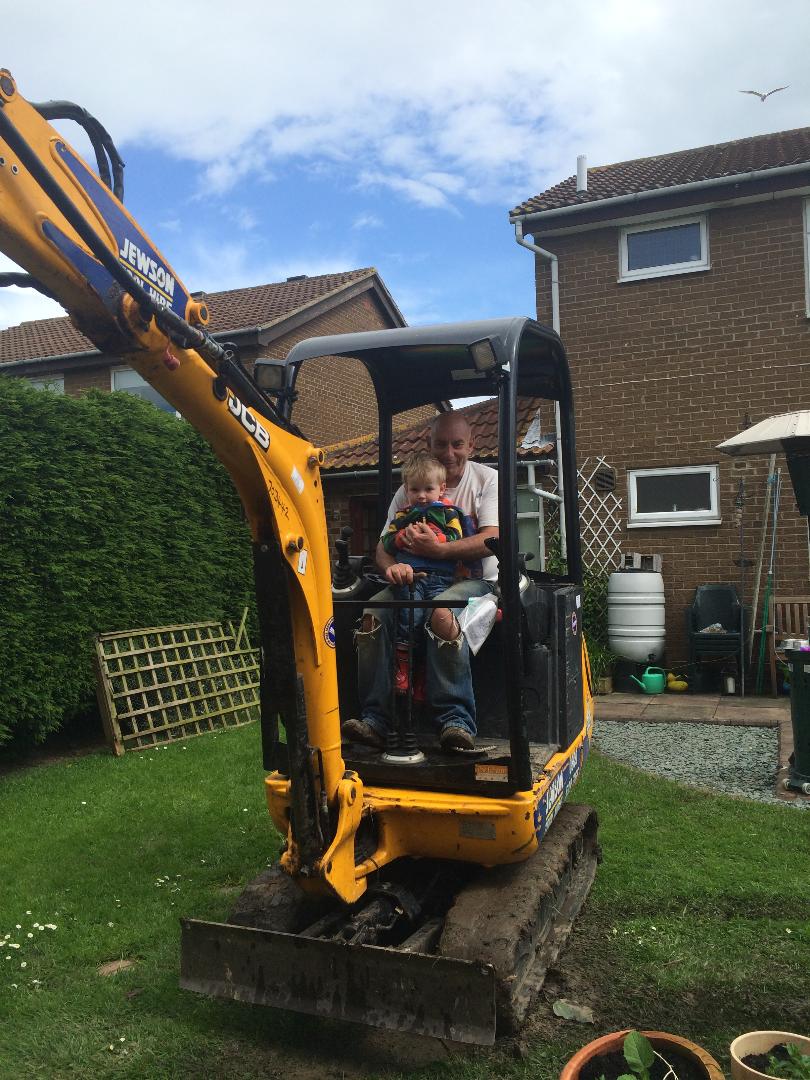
[
  {"xmin": 0, "ymin": 257, "xmax": 65, "ymax": 331},
  {"xmin": 224, "ymin": 206, "xmax": 259, "ymax": 233},
  {"xmin": 4, "ymin": 0, "xmax": 808, "ymax": 217},
  {"xmin": 352, "ymin": 213, "xmax": 383, "ymax": 230},
  {"xmin": 359, "ymin": 170, "xmax": 461, "ymax": 210},
  {"xmin": 180, "ymin": 237, "xmax": 364, "ymax": 294}
]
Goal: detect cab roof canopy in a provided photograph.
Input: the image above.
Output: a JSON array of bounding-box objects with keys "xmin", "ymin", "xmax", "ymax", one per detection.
[{"xmin": 284, "ymin": 317, "xmax": 570, "ymax": 415}]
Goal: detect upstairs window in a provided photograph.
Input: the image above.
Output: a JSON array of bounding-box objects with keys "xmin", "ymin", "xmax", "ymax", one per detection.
[
  {"xmin": 111, "ymin": 367, "xmax": 177, "ymax": 414},
  {"xmin": 27, "ymin": 375, "xmax": 64, "ymax": 392},
  {"xmin": 628, "ymin": 465, "xmax": 720, "ymax": 528},
  {"xmin": 619, "ymin": 215, "xmax": 709, "ymax": 282}
]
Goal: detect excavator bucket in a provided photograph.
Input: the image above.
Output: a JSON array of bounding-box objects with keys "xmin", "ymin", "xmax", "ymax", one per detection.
[{"xmin": 180, "ymin": 920, "xmax": 497, "ymax": 1044}]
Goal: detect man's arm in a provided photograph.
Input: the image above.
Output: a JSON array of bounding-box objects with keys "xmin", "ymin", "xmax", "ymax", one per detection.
[{"xmin": 403, "ymin": 522, "xmax": 498, "ymax": 562}]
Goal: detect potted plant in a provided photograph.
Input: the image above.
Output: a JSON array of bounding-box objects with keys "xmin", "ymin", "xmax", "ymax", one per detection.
[
  {"xmin": 560, "ymin": 1028, "xmax": 724, "ymax": 1080},
  {"xmin": 588, "ymin": 641, "xmax": 617, "ymax": 695},
  {"xmin": 730, "ymin": 1031, "xmax": 810, "ymax": 1079}
]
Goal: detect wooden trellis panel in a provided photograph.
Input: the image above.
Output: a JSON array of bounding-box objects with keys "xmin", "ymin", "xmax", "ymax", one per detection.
[
  {"xmin": 93, "ymin": 615, "xmax": 260, "ymax": 755},
  {"xmin": 577, "ymin": 456, "xmax": 623, "ymax": 573}
]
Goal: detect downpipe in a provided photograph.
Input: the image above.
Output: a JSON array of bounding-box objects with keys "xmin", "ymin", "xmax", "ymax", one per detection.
[{"xmin": 514, "ymin": 221, "xmax": 567, "ymax": 558}]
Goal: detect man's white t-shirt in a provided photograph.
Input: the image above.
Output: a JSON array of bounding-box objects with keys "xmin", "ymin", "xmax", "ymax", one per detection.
[{"xmin": 383, "ymin": 460, "xmax": 499, "ymax": 581}]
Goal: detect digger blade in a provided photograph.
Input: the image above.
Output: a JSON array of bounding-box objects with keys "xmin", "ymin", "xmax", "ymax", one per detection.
[{"xmin": 180, "ymin": 918, "xmax": 497, "ymax": 1044}]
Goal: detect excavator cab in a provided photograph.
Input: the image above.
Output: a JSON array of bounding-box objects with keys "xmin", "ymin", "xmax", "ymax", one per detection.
[{"xmin": 258, "ymin": 318, "xmax": 589, "ymax": 800}]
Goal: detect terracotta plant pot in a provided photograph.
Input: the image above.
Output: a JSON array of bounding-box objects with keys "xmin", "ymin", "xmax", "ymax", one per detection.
[
  {"xmin": 730, "ymin": 1030, "xmax": 810, "ymax": 1079},
  {"xmin": 560, "ymin": 1029, "xmax": 724, "ymax": 1080}
]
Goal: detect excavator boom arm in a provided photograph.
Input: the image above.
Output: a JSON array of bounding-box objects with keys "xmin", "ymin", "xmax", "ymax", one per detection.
[{"xmin": 0, "ymin": 70, "xmax": 347, "ymax": 871}]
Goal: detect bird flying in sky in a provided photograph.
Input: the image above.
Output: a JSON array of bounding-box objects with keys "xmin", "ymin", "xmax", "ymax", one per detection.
[{"xmin": 739, "ymin": 86, "xmax": 789, "ymax": 101}]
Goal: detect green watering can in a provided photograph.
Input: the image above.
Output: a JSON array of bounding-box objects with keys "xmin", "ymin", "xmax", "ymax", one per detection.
[{"xmin": 629, "ymin": 666, "xmax": 666, "ymax": 694}]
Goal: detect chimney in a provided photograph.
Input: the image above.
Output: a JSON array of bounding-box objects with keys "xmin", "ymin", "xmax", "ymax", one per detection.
[{"xmin": 576, "ymin": 155, "xmax": 588, "ymax": 193}]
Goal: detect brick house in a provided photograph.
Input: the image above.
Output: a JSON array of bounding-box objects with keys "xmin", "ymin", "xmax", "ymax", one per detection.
[
  {"xmin": 509, "ymin": 128, "xmax": 810, "ymax": 666},
  {"xmin": 0, "ymin": 268, "xmax": 406, "ymax": 446}
]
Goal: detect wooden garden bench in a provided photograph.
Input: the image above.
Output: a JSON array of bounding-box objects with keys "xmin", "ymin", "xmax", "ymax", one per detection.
[{"xmin": 767, "ymin": 595, "xmax": 810, "ymax": 695}]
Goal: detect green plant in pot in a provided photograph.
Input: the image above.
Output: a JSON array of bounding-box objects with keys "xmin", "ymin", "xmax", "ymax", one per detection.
[
  {"xmin": 587, "ymin": 641, "xmax": 617, "ymax": 695},
  {"xmin": 730, "ymin": 1031, "xmax": 810, "ymax": 1079},
  {"xmin": 600, "ymin": 1030, "xmax": 677, "ymax": 1079},
  {"xmin": 560, "ymin": 1029, "xmax": 724, "ymax": 1080}
]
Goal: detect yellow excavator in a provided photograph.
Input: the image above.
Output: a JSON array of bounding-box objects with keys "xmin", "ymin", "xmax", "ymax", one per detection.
[{"xmin": 0, "ymin": 70, "xmax": 598, "ymax": 1044}]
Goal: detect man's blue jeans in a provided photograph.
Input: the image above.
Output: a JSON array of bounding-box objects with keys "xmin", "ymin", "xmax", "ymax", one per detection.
[
  {"xmin": 393, "ymin": 571, "xmax": 456, "ymax": 641},
  {"xmin": 356, "ymin": 578, "xmax": 497, "ymax": 739}
]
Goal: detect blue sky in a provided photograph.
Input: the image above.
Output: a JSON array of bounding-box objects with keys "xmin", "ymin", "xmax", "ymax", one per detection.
[{"xmin": 2, "ymin": 0, "xmax": 808, "ymax": 333}]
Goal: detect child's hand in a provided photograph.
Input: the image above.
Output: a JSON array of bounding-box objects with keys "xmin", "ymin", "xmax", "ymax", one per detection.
[{"xmin": 386, "ymin": 562, "xmax": 415, "ymax": 586}]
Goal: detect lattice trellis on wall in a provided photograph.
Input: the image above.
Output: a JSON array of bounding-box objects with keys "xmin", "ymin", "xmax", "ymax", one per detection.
[
  {"xmin": 578, "ymin": 457, "xmax": 623, "ymax": 572},
  {"xmin": 93, "ymin": 616, "xmax": 260, "ymax": 755},
  {"xmin": 577, "ymin": 457, "xmax": 623, "ymax": 643}
]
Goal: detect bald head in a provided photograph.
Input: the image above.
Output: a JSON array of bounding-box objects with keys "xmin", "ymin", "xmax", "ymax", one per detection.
[{"xmin": 428, "ymin": 412, "xmax": 474, "ymax": 488}]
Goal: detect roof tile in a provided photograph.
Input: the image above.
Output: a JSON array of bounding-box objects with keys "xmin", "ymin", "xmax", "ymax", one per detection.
[
  {"xmin": 511, "ymin": 127, "xmax": 810, "ymax": 217},
  {"xmin": 323, "ymin": 397, "xmax": 553, "ymax": 470},
  {"xmin": 0, "ymin": 268, "xmax": 376, "ymax": 365}
]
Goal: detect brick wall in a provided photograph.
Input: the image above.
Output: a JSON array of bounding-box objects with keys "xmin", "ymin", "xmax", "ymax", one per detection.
[
  {"xmin": 322, "ymin": 478, "xmax": 380, "ymax": 558},
  {"xmin": 64, "ymin": 366, "xmax": 110, "ymax": 395},
  {"xmin": 51, "ymin": 289, "xmax": 425, "ymax": 450},
  {"xmin": 241, "ymin": 291, "xmax": 387, "ymax": 445},
  {"xmin": 532, "ymin": 194, "xmax": 810, "ymax": 663}
]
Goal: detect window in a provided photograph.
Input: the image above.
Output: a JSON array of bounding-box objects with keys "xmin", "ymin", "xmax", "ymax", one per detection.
[
  {"xmin": 348, "ymin": 495, "xmax": 379, "ymax": 557},
  {"xmin": 27, "ymin": 375, "xmax": 64, "ymax": 392},
  {"xmin": 619, "ymin": 215, "xmax": 709, "ymax": 282},
  {"xmin": 111, "ymin": 367, "xmax": 177, "ymax": 414},
  {"xmin": 628, "ymin": 465, "xmax": 720, "ymax": 528}
]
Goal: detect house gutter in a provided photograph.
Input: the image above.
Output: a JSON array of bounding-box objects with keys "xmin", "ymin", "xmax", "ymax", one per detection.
[
  {"xmin": 0, "ymin": 326, "xmax": 267, "ymax": 371},
  {"xmin": 323, "ymin": 467, "xmax": 391, "ymax": 480},
  {"xmin": 510, "ymin": 160, "xmax": 810, "ymax": 227}
]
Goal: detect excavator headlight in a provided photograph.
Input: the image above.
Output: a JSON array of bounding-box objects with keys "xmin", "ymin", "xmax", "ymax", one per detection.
[
  {"xmin": 254, "ymin": 358, "xmax": 288, "ymax": 394},
  {"xmin": 469, "ymin": 339, "xmax": 498, "ymax": 372}
]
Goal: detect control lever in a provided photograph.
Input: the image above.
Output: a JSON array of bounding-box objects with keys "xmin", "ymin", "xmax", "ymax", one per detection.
[
  {"xmin": 383, "ymin": 577, "xmax": 426, "ymax": 765},
  {"xmin": 332, "ymin": 525, "xmax": 358, "ymax": 590}
]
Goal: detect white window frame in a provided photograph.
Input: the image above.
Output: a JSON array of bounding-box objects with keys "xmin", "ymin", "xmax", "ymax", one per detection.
[
  {"xmin": 627, "ymin": 465, "xmax": 720, "ymax": 528},
  {"xmin": 110, "ymin": 365, "xmax": 179, "ymax": 416},
  {"xmin": 619, "ymin": 214, "xmax": 710, "ymax": 282},
  {"xmin": 27, "ymin": 374, "xmax": 65, "ymax": 392}
]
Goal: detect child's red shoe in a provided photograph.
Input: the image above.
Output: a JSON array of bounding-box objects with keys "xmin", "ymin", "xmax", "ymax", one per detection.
[{"xmin": 394, "ymin": 643, "xmax": 410, "ymax": 695}]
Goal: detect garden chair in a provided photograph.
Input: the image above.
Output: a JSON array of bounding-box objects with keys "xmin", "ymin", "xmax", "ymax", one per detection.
[{"xmin": 686, "ymin": 584, "xmax": 745, "ymax": 675}]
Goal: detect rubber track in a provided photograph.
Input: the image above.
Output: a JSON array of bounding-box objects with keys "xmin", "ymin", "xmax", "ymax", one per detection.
[{"xmin": 438, "ymin": 803, "xmax": 599, "ymax": 1033}]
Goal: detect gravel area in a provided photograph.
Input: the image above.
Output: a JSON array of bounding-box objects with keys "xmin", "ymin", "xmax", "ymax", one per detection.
[{"xmin": 595, "ymin": 720, "xmax": 807, "ymax": 807}]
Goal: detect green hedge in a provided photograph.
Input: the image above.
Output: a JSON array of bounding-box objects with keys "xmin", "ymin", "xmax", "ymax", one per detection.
[{"xmin": 0, "ymin": 378, "xmax": 255, "ymax": 747}]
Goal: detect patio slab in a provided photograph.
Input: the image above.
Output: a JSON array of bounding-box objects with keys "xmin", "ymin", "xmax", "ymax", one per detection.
[
  {"xmin": 594, "ymin": 701, "xmax": 648, "ymax": 720},
  {"xmin": 714, "ymin": 705, "xmax": 780, "ymax": 727},
  {"xmin": 638, "ymin": 704, "xmax": 718, "ymax": 722},
  {"xmin": 715, "ymin": 694, "xmax": 784, "ymax": 709}
]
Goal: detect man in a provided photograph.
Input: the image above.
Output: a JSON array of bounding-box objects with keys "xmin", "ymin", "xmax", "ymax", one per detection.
[{"xmin": 343, "ymin": 412, "xmax": 498, "ymax": 751}]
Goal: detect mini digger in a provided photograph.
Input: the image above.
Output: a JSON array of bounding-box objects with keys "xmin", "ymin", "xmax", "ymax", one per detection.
[{"xmin": 0, "ymin": 71, "xmax": 598, "ymax": 1044}]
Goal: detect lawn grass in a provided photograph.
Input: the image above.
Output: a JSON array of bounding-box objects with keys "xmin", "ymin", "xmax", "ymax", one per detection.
[{"xmin": 1, "ymin": 725, "xmax": 808, "ymax": 1079}]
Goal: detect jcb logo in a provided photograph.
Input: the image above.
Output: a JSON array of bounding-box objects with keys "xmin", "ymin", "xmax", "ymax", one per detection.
[{"xmin": 227, "ymin": 393, "xmax": 270, "ymax": 451}]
